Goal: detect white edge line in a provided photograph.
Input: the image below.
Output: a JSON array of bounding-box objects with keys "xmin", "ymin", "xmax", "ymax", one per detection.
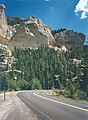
[{"xmin": 33, "ymin": 91, "xmax": 88, "ymax": 112}]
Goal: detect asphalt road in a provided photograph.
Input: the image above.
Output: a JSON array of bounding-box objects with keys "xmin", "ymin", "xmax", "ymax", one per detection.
[{"xmin": 17, "ymin": 90, "xmax": 88, "ymax": 120}]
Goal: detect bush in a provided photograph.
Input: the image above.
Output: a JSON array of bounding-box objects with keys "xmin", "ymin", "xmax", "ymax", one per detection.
[
  {"xmin": 71, "ymin": 90, "xmax": 87, "ymax": 100},
  {"xmin": 8, "ymin": 80, "xmax": 19, "ymax": 91},
  {"xmin": 77, "ymin": 90, "xmax": 87, "ymax": 100},
  {"xmin": 53, "ymin": 89, "xmax": 71, "ymax": 98},
  {"xmin": 31, "ymin": 78, "xmax": 42, "ymax": 90},
  {"xmin": 8, "ymin": 79, "xmax": 29, "ymax": 91},
  {"xmin": 59, "ymin": 90, "xmax": 64, "ymax": 96},
  {"xmin": 17, "ymin": 79, "xmax": 29, "ymax": 90},
  {"xmin": 59, "ymin": 90, "xmax": 71, "ymax": 98},
  {"xmin": 71, "ymin": 93, "xmax": 78, "ymax": 100},
  {"xmin": 53, "ymin": 89, "xmax": 60, "ymax": 96},
  {"xmin": 63, "ymin": 90, "xmax": 71, "ymax": 98}
]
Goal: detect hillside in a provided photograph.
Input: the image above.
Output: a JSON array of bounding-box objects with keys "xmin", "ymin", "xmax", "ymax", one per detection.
[{"xmin": 0, "ymin": 45, "xmax": 87, "ymax": 101}]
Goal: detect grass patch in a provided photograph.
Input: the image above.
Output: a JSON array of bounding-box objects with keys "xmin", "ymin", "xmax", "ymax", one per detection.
[{"xmin": 51, "ymin": 89, "xmax": 88, "ymax": 104}]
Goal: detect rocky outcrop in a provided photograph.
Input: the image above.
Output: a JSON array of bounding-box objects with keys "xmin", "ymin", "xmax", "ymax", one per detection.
[
  {"xmin": 11, "ymin": 16, "xmax": 55, "ymax": 49},
  {"xmin": 0, "ymin": 43, "xmax": 15, "ymax": 72},
  {"xmin": 0, "ymin": 4, "xmax": 8, "ymax": 38},
  {"xmin": 55, "ymin": 30, "xmax": 85, "ymax": 48}
]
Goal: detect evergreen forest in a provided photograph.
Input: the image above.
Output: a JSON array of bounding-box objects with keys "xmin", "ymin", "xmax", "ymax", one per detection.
[{"xmin": 0, "ymin": 45, "xmax": 88, "ymax": 101}]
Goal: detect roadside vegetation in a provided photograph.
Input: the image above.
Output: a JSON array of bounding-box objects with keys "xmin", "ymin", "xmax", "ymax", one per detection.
[{"xmin": 0, "ymin": 45, "xmax": 88, "ymax": 101}]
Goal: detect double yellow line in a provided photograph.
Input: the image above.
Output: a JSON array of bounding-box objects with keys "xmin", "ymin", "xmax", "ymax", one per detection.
[{"xmin": 33, "ymin": 91, "xmax": 88, "ymax": 112}]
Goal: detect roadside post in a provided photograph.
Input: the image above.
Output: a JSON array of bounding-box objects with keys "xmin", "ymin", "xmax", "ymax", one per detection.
[{"xmin": 4, "ymin": 87, "xmax": 6, "ymax": 101}]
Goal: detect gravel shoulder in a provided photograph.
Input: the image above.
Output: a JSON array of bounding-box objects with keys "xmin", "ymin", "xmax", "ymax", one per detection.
[{"xmin": 0, "ymin": 91, "xmax": 39, "ymax": 120}]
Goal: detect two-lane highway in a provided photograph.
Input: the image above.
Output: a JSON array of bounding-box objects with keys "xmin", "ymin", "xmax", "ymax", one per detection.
[{"xmin": 17, "ymin": 90, "xmax": 88, "ymax": 120}]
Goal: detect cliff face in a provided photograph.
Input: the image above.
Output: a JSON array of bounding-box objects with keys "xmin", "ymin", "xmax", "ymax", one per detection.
[
  {"xmin": 11, "ymin": 16, "xmax": 55, "ymax": 49},
  {"xmin": 54, "ymin": 30, "xmax": 85, "ymax": 48}
]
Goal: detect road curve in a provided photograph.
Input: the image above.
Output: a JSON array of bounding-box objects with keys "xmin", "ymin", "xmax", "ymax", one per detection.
[{"xmin": 17, "ymin": 90, "xmax": 88, "ymax": 120}]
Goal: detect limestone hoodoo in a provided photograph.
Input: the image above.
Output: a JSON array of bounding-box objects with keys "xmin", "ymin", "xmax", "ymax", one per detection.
[{"xmin": 0, "ymin": 4, "xmax": 8, "ymax": 38}]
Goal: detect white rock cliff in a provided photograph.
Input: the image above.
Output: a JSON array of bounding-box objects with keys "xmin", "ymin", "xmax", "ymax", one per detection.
[{"xmin": 0, "ymin": 4, "xmax": 8, "ymax": 38}]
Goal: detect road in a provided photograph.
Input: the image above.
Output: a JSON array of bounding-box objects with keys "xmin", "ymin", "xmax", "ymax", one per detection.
[{"xmin": 18, "ymin": 90, "xmax": 88, "ymax": 120}]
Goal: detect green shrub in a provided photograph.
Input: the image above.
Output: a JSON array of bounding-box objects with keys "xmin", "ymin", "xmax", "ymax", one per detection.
[
  {"xmin": 77, "ymin": 90, "xmax": 87, "ymax": 100},
  {"xmin": 53, "ymin": 89, "xmax": 59, "ymax": 95},
  {"xmin": 71, "ymin": 90, "xmax": 87, "ymax": 100},
  {"xmin": 31, "ymin": 78, "xmax": 42, "ymax": 90},
  {"xmin": 62, "ymin": 90, "xmax": 71, "ymax": 98}
]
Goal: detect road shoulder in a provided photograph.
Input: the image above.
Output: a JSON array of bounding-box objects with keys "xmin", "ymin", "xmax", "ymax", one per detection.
[{"xmin": 0, "ymin": 92, "xmax": 39, "ymax": 120}]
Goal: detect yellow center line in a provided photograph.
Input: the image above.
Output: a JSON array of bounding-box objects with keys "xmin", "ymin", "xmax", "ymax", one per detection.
[{"xmin": 33, "ymin": 91, "xmax": 88, "ymax": 112}]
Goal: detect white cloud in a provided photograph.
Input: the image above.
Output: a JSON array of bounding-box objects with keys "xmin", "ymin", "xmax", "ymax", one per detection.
[
  {"xmin": 45, "ymin": 0, "xmax": 50, "ymax": 2},
  {"xmin": 74, "ymin": 0, "xmax": 88, "ymax": 19}
]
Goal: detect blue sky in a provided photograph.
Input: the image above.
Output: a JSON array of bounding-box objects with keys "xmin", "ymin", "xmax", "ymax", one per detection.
[{"xmin": 0, "ymin": 0, "xmax": 88, "ymax": 38}]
